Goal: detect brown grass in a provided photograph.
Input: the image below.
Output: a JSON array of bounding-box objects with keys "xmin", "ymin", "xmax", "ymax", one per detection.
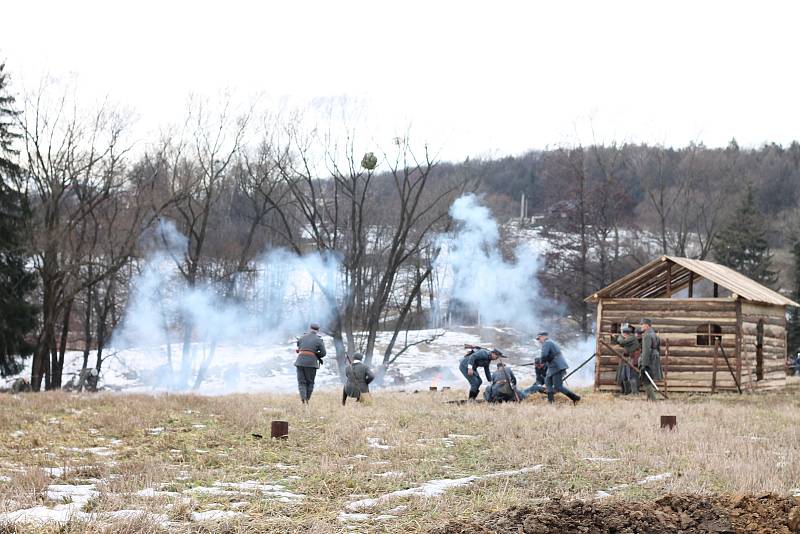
[{"xmin": 0, "ymin": 379, "xmax": 798, "ymax": 532}]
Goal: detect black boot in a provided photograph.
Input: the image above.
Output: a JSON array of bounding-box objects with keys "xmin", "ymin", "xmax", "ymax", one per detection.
[
  {"xmin": 570, "ymin": 393, "xmax": 581, "ymax": 406},
  {"xmin": 547, "ymin": 392, "xmax": 555, "ymax": 404},
  {"xmin": 468, "ymin": 390, "xmax": 478, "ymax": 401}
]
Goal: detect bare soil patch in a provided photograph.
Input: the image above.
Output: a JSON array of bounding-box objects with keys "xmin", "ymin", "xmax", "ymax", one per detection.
[{"xmin": 433, "ymin": 493, "xmax": 800, "ymax": 534}]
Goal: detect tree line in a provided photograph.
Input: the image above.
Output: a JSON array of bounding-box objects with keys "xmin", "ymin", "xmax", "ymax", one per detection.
[{"xmin": 2, "ymin": 65, "xmax": 800, "ymax": 391}]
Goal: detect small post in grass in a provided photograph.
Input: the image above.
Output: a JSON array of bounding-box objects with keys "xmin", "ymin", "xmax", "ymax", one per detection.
[
  {"xmin": 271, "ymin": 420, "xmax": 289, "ymax": 439},
  {"xmin": 660, "ymin": 415, "xmax": 677, "ymax": 431}
]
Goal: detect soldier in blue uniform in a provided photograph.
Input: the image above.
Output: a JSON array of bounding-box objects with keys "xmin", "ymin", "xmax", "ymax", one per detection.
[
  {"xmin": 459, "ymin": 346, "xmax": 504, "ymax": 400},
  {"xmin": 537, "ymin": 332, "xmax": 581, "ymax": 405}
]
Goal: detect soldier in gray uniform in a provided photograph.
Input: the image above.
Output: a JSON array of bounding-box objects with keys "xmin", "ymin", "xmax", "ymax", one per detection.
[
  {"xmin": 342, "ymin": 353, "xmax": 375, "ymax": 405},
  {"xmin": 295, "ymin": 323, "xmax": 326, "ymax": 403},
  {"xmin": 537, "ymin": 332, "xmax": 581, "ymax": 405},
  {"xmin": 614, "ymin": 326, "xmax": 640, "ymax": 395},
  {"xmin": 639, "ymin": 318, "xmax": 663, "ymax": 401},
  {"xmin": 484, "ymin": 362, "xmax": 523, "ymax": 403}
]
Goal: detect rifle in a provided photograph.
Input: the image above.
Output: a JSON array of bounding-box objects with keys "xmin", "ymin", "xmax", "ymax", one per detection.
[
  {"xmin": 563, "ymin": 353, "xmax": 596, "ymax": 382},
  {"xmin": 599, "ymin": 339, "xmax": 668, "ymax": 400}
]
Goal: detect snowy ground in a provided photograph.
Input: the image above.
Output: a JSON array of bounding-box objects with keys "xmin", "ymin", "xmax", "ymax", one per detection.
[{"xmin": 3, "ymin": 327, "xmax": 596, "ymax": 395}]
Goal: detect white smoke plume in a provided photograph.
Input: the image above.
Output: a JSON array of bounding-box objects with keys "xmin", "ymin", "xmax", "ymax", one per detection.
[
  {"xmin": 437, "ymin": 194, "xmax": 596, "ymax": 386},
  {"xmin": 111, "ymin": 220, "xmax": 343, "ymax": 392}
]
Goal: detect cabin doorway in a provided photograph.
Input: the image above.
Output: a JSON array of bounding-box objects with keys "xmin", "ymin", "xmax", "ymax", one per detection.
[{"xmin": 756, "ymin": 319, "xmax": 764, "ymax": 381}]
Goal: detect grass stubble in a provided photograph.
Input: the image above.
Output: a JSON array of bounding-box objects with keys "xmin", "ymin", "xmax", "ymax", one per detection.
[{"xmin": 0, "ymin": 378, "xmax": 798, "ymax": 533}]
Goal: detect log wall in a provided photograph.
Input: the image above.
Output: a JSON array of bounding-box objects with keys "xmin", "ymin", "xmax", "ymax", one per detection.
[
  {"xmin": 595, "ymin": 298, "xmax": 740, "ymax": 393},
  {"xmin": 739, "ymin": 302, "xmax": 787, "ymax": 391}
]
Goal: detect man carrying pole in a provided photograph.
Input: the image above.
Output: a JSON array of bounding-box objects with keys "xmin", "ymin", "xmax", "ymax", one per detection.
[
  {"xmin": 614, "ymin": 326, "xmax": 640, "ymax": 395},
  {"xmin": 639, "ymin": 318, "xmax": 663, "ymax": 401}
]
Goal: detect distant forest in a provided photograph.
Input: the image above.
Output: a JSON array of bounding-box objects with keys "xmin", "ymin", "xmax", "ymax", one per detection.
[{"xmin": 2, "ymin": 61, "xmax": 799, "ymax": 390}]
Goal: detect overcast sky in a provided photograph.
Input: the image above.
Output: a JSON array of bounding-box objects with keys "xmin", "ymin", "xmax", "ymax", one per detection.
[{"xmin": 4, "ymin": 0, "xmax": 800, "ymax": 162}]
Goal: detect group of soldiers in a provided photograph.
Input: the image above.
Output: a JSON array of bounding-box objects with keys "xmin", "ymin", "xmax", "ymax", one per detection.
[
  {"xmin": 459, "ymin": 332, "xmax": 582, "ymax": 405},
  {"xmin": 613, "ymin": 318, "xmax": 662, "ymax": 401},
  {"xmin": 294, "ymin": 323, "xmax": 375, "ymax": 405},
  {"xmin": 293, "ymin": 318, "xmax": 663, "ymax": 405}
]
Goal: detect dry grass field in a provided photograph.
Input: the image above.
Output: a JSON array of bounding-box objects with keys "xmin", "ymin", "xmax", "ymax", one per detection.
[{"xmin": 0, "ymin": 380, "xmax": 799, "ymax": 533}]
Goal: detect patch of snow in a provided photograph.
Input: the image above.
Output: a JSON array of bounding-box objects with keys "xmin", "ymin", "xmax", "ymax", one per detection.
[
  {"xmin": 191, "ymin": 510, "xmax": 245, "ymax": 521},
  {"xmin": 194, "ymin": 449, "xmax": 209, "ymax": 454},
  {"xmin": 347, "ymin": 465, "xmax": 543, "ymax": 510},
  {"xmin": 102, "ymin": 509, "xmax": 170, "ymax": 524},
  {"xmin": 351, "ymin": 455, "xmax": 369, "ymax": 460},
  {"xmin": 637, "ymin": 473, "xmax": 671, "ymax": 484},
  {"xmin": 447, "ymin": 434, "xmax": 481, "ymax": 439},
  {"xmin": 147, "ymin": 427, "xmax": 164, "ymax": 435},
  {"xmin": 10, "ymin": 430, "xmax": 25, "ymax": 438},
  {"xmin": 0, "ymin": 475, "xmax": 10, "ymax": 482},
  {"xmin": 273, "ymin": 463, "xmax": 297, "ymax": 470},
  {"xmin": 109, "ymin": 439, "xmax": 124, "ymax": 446},
  {"xmin": 583, "ymin": 457, "xmax": 621, "ymax": 463},
  {"xmin": 192, "ymin": 424, "xmax": 207, "ymax": 429},
  {"xmin": 46, "ymin": 484, "xmax": 98, "ymax": 505},
  {"xmin": 375, "ymin": 471, "xmax": 403, "ymax": 478},
  {"xmin": 370, "ymin": 461, "xmax": 390, "ymax": 466},
  {"xmin": 367, "ymin": 437, "xmax": 393, "ymax": 450}
]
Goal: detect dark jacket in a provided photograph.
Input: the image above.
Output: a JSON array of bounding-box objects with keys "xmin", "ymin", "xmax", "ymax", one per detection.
[
  {"xmin": 463, "ymin": 348, "xmax": 493, "ymax": 381},
  {"xmin": 540, "ymin": 339, "xmax": 568, "ymax": 377},
  {"xmin": 485, "ymin": 365, "xmax": 520, "ymax": 402},
  {"xmin": 640, "ymin": 328, "xmax": 663, "ymax": 380},
  {"xmin": 295, "ymin": 332, "xmax": 326, "ymax": 368},
  {"xmin": 344, "ymin": 361, "xmax": 374, "ymax": 397},
  {"xmin": 614, "ymin": 334, "xmax": 641, "ymax": 385}
]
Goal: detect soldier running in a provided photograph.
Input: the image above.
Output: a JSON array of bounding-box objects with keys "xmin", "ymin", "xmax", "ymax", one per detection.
[
  {"xmin": 459, "ymin": 346, "xmax": 504, "ymax": 400},
  {"xmin": 537, "ymin": 332, "xmax": 581, "ymax": 405},
  {"xmin": 295, "ymin": 323, "xmax": 326, "ymax": 404},
  {"xmin": 639, "ymin": 318, "xmax": 663, "ymax": 401},
  {"xmin": 342, "ymin": 353, "xmax": 375, "ymax": 405}
]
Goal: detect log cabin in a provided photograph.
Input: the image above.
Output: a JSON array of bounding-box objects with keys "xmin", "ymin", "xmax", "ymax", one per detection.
[{"xmin": 586, "ymin": 256, "xmax": 798, "ymax": 393}]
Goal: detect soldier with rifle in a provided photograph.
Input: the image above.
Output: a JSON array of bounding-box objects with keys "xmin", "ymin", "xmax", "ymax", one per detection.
[
  {"xmin": 459, "ymin": 345, "xmax": 504, "ymax": 400},
  {"xmin": 484, "ymin": 362, "xmax": 524, "ymax": 402},
  {"xmin": 537, "ymin": 332, "xmax": 581, "ymax": 405},
  {"xmin": 342, "ymin": 353, "xmax": 375, "ymax": 405},
  {"xmin": 639, "ymin": 318, "xmax": 663, "ymax": 401},
  {"xmin": 294, "ymin": 323, "xmax": 326, "ymax": 404},
  {"xmin": 614, "ymin": 326, "xmax": 640, "ymax": 395}
]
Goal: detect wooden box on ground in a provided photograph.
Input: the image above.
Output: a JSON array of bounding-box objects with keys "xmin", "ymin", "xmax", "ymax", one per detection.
[{"xmin": 586, "ymin": 256, "xmax": 798, "ymax": 393}]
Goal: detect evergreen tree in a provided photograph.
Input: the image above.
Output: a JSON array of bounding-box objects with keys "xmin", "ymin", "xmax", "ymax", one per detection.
[
  {"xmin": 712, "ymin": 185, "xmax": 778, "ymax": 287},
  {"xmin": 0, "ymin": 62, "xmax": 37, "ymax": 376}
]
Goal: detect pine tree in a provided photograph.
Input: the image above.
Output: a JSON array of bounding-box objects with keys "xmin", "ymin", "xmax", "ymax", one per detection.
[
  {"xmin": 712, "ymin": 185, "xmax": 778, "ymax": 287},
  {"xmin": 0, "ymin": 62, "xmax": 37, "ymax": 376}
]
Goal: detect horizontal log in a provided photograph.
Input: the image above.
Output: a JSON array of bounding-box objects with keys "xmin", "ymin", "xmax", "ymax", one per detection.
[
  {"xmin": 596, "ymin": 333, "xmax": 736, "ymax": 345},
  {"xmin": 740, "ymin": 303, "xmax": 787, "ymax": 318},
  {"xmin": 741, "ymin": 324, "xmax": 785, "ymax": 338},
  {"xmin": 741, "ymin": 315, "xmax": 786, "ymax": 327},
  {"xmin": 602, "ymin": 299, "xmax": 736, "ymax": 310},
  {"xmin": 603, "ymin": 309, "xmax": 736, "ymax": 320},
  {"xmin": 598, "ymin": 354, "xmax": 738, "ymax": 366},
  {"xmin": 599, "ymin": 347, "xmax": 736, "ymax": 358}
]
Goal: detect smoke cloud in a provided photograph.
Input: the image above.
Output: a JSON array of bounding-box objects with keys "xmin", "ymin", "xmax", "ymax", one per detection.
[
  {"xmin": 437, "ymin": 194, "xmax": 595, "ymax": 385},
  {"xmin": 111, "ymin": 220, "xmax": 343, "ymax": 392}
]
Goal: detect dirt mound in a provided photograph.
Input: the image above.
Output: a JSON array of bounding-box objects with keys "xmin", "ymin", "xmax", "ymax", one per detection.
[{"xmin": 432, "ymin": 493, "xmax": 800, "ymax": 534}]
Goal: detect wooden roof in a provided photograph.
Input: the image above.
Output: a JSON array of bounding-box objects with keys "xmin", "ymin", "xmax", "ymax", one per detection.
[{"xmin": 586, "ymin": 256, "xmax": 799, "ymax": 307}]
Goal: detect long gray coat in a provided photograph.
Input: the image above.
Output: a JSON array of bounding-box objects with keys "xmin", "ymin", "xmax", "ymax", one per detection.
[
  {"xmin": 344, "ymin": 362, "xmax": 375, "ymax": 398},
  {"xmin": 540, "ymin": 339, "xmax": 568, "ymax": 378},
  {"xmin": 640, "ymin": 328, "xmax": 663, "ymax": 380},
  {"xmin": 295, "ymin": 332, "xmax": 326, "ymax": 368}
]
